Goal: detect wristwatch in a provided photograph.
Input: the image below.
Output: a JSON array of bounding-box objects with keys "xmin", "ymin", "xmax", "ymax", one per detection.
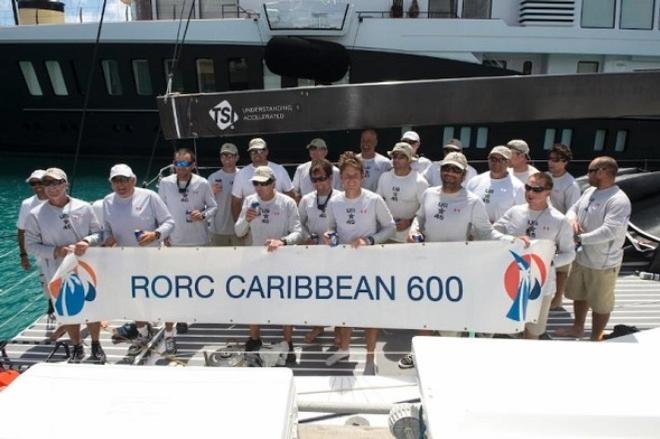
[
  {"xmin": 281, "ymin": 238, "xmax": 288, "ymax": 246},
  {"xmin": 367, "ymin": 236, "xmax": 375, "ymax": 246},
  {"xmin": 154, "ymin": 231, "xmax": 162, "ymax": 240}
]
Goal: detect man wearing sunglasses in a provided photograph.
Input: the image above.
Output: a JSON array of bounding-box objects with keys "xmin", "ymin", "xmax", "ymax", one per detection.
[
  {"xmin": 493, "ymin": 172, "xmax": 575, "ymax": 339},
  {"xmin": 231, "ymin": 138, "xmax": 295, "ymax": 221},
  {"xmin": 357, "ymin": 128, "xmax": 392, "ymax": 192},
  {"xmin": 557, "ymin": 157, "xmax": 631, "ymax": 341},
  {"xmin": 400, "ymin": 131, "xmax": 432, "ymax": 175},
  {"xmin": 467, "ymin": 146, "xmax": 525, "ymax": 223},
  {"xmin": 422, "ymin": 139, "xmax": 477, "ymax": 187},
  {"xmin": 292, "ymin": 138, "xmax": 341, "ymax": 200},
  {"xmin": 102, "ymin": 164, "xmax": 175, "ymax": 356},
  {"xmin": 507, "ymin": 139, "xmax": 540, "ymax": 183},
  {"xmin": 235, "ymin": 166, "xmax": 303, "ymax": 363},
  {"xmin": 377, "ymin": 142, "xmax": 428, "ymax": 243},
  {"xmin": 547, "ymin": 143, "xmax": 581, "ymax": 309},
  {"xmin": 24, "ymin": 168, "xmax": 106, "ymax": 363}
]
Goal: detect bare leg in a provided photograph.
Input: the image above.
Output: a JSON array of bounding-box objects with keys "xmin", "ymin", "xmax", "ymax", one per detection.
[
  {"xmin": 419, "ymin": 329, "xmax": 433, "ymax": 336},
  {"xmin": 249, "ymin": 324, "xmax": 261, "ymax": 340},
  {"xmin": 86, "ymin": 321, "xmax": 101, "ymax": 343},
  {"xmin": 551, "ymin": 271, "xmax": 569, "ymax": 309},
  {"xmin": 165, "ymin": 322, "xmax": 174, "ymax": 332},
  {"xmin": 334, "ymin": 327, "xmax": 341, "ymax": 347},
  {"xmin": 523, "ymin": 329, "xmax": 539, "ymax": 340},
  {"xmin": 304, "ymin": 326, "xmax": 325, "ymax": 343},
  {"xmin": 365, "ymin": 328, "xmax": 379, "ymax": 364},
  {"xmin": 67, "ymin": 324, "xmax": 81, "ymax": 345},
  {"xmin": 282, "ymin": 325, "xmax": 293, "ymax": 343},
  {"xmin": 339, "ymin": 327, "xmax": 352, "ymax": 350},
  {"xmin": 591, "ymin": 312, "xmax": 610, "ymax": 341},
  {"xmin": 555, "ymin": 300, "xmax": 588, "ymax": 338}
]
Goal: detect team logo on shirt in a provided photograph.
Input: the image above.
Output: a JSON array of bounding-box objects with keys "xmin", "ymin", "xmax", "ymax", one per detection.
[
  {"xmin": 482, "ymin": 188, "xmax": 494, "ymax": 204},
  {"xmin": 209, "ymin": 100, "xmax": 239, "ymax": 131},
  {"xmin": 433, "ymin": 202, "xmax": 448, "ymax": 221},
  {"xmin": 48, "ymin": 260, "xmax": 98, "ymax": 318},
  {"xmin": 503, "ymin": 251, "xmax": 547, "ymax": 322},
  {"xmin": 345, "ymin": 207, "xmax": 356, "ymax": 225},
  {"xmin": 391, "ymin": 186, "xmax": 400, "ymax": 202},
  {"xmin": 261, "ymin": 207, "xmax": 271, "ymax": 224}
]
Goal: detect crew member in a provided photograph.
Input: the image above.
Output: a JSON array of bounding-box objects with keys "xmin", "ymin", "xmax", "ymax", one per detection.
[{"xmin": 208, "ymin": 143, "xmax": 241, "ymax": 246}]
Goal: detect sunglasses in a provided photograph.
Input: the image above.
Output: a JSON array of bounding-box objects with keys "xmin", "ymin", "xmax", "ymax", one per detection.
[
  {"xmin": 391, "ymin": 154, "xmax": 409, "ymax": 160},
  {"xmin": 111, "ymin": 176, "xmax": 131, "ymax": 184},
  {"xmin": 29, "ymin": 181, "xmax": 42, "ymax": 187},
  {"xmin": 42, "ymin": 179, "xmax": 65, "ymax": 187},
  {"xmin": 525, "ymin": 184, "xmax": 548, "ymax": 193},
  {"xmin": 548, "ymin": 157, "xmax": 566, "ymax": 163},
  {"xmin": 249, "ymin": 149, "xmax": 266, "ymax": 154},
  {"xmin": 488, "ymin": 156, "xmax": 507, "ymax": 163},
  {"xmin": 174, "ymin": 160, "xmax": 194, "ymax": 167},
  {"xmin": 310, "ymin": 175, "xmax": 329, "ymax": 183},
  {"xmin": 252, "ymin": 179, "xmax": 273, "ymax": 187},
  {"xmin": 587, "ymin": 167, "xmax": 603, "ymax": 174},
  {"xmin": 441, "ymin": 165, "xmax": 463, "ymax": 174}
]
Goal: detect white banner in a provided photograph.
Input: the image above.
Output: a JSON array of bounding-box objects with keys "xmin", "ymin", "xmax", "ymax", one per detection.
[{"xmin": 48, "ymin": 240, "xmax": 556, "ymax": 333}]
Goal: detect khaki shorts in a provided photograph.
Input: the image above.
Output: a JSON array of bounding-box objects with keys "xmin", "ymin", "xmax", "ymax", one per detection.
[
  {"xmin": 556, "ymin": 264, "xmax": 572, "ymax": 274},
  {"xmin": 525, "ymin": 294, "xmax": 553, "ymax": 336},
  {"xmin": 565, "ymin": 262, "xmax": 620, "ymax": 314},
  {"xmin": 210, "ymin": 233, "xmax": 241, "ymax": 247}
]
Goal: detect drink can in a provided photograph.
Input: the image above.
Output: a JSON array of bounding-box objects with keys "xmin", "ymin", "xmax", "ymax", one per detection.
[
  {"xmin": 327, "ymin": 231, "xmax": 338, "ymax": 247},
  {"xmin": 134, "ymin": 229, "xmax": 144, "ymax": 241},
  {"xmin": 250, "ymin": 201, "xmax": 261, "ymax": 216},
  {"xmin": 185, "ymin": 209, "xmax": 192, "ymax": 223},
  {"xmin": 413, "ymin": 233, "xmax": 425, "ymax": 243}
]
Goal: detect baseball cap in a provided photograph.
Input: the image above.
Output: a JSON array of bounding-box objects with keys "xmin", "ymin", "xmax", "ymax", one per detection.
[
  {"xmin": 401, "ymin": 131, "xmax": 420, "ymax": 143},
  {"xmin": 25, "ymin": 169, "xmax": 46, "ymax": 183},
  {"xmin": 443, "ymin": 139, "xmax": 463, "ymax": 151},
  {"xmin": 109, "ymin": 164, "xmax": 136, "ymax": 181},
  {"xmin": 43, "ymin": 168, "xmax": 68, "ymax": 182},
  {"xmin": 489, "ymin": 145, "xmax": 512, "ymax": 160},
  {"xmin": 387, "ymin": 142, "xmax": 416, "ymax": 161},
  {"xmin": 306, "ymin": 138, "xmax": 327, "ymax": 149},
  {"xmin": 248, "ymin": 138, "xmax": 267, "ymax": 151},
  {"xmin": 250, "ymin": 166, "xmax": 276, "ymax": 183},
  {"xmin": 220, "ymin": 143, "xmax": 238, "ymax": 155},
  {"xmin": 440, "ymin": 152, "xmax": 468, "ymax": 171},
  {"xmin": 507, "ymin": 139, "xmax": 530, "ymax": 156}
]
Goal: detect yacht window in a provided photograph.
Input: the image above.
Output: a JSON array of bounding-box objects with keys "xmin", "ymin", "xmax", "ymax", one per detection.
[
  {"xmin": 196, "ymin": 58, "xmax": 216, "ymax": 92},
  {"xmin": 459, "ymin": 127, "xmax": 471, "ymax": 148},
  {"xmin": 44, "ymin": 61, "xmax": 68, "ymax": 96},
  {"xmin": 101, "ymin": 59, "xmax": 123, "ymax": 96},
  {"xmin": 620, "ymin": 0, "xmax": 654, "ymax": 29},
  {"xmin": 132, "ymin": 60, "xmax": 153, "ymax": 96},
  {"xmin": 263, "ymin": 60, "xmax": 281, "ymax": 90},
  {"xmin": 442, "ymin": 127, "xmax": 455, "ymax": 145},
  {"xmin": 581, "ymin": 0, "xmax": 615, "ymax": 28},
  {"xmin": 19, "ymin": 61, "xmax": 43, "ymax": 96},
  {"xmin": 475, "ymin": 127, "xmax": 488, "ymax": 149},
  {"xmin": 164, "ymin": 59, "xmax": 185, "ymax": 92},
  {"xmin": 615, "ymin": 130, "xmax": 627, "ymax": 152},
  {"xmin": 428, "ymin": 0, "xmax": 458, "ymax": 18},
  {"xmin": 594, "ymin": 129, "xmax": 606, "ymax": 151},
  {"xmin": 522, "ymin": 61, "xmax": 533, "ymax": 75},
  {"xmin": 543, "ymin": 128, "xmax": 556, "ymax": 150},
  {"xmin": 228, "ymin": 58, "xmax": 249, "ymax": 90},
  {"xmin": 577, "ymin": 61, "xmax": 599, "ymax": 73},
  {"xmin": 462, "ymin": 0, "xmax": 491, "ymax": 19},
  {"xmin": 560, "ymin": 128, "xmax": 573, "ymax": 147}
]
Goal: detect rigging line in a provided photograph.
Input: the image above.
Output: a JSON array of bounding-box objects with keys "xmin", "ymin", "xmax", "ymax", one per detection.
[
  {"xmin": 0, "ymin": 271, "xmax": 39, "ymax": 298},
  {"xmin": 0, "ymin": 294, "xmax": 42, "ymax": 331},
  {"xmin": 69, "ymin": 0, "xmax": 109, "ymax": 196},
  {"xmin": 166, "ymin": 0, "xmax": 188, "ymax": 96}
]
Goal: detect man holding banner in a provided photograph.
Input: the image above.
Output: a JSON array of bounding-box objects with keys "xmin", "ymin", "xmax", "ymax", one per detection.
[{"xmin": 235, "ymin": 166, "xmax": 303, "ymax": 363}]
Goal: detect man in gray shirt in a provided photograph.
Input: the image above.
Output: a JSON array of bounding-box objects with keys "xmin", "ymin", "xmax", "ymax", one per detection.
[{"xmin": 556, "ymin": 156, "xmax": 631, "ymax": 341}]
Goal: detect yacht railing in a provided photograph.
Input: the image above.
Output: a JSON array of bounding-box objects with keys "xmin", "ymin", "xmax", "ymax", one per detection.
[{"xmin": 356, "ymin": 10, "xmax": 493, "ymax": 20}]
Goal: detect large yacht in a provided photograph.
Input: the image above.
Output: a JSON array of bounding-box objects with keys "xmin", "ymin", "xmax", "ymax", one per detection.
[{"xmin": 1, "ymin": 0, "xmax": 660, "ymax": 163}]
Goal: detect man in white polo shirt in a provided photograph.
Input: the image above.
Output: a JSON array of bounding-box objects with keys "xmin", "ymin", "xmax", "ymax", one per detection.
[
  {"xmin": 231, "ymin": 138, "xmax": 295, "ymax": 220},
  {"xmin": 507, "ymin": 139, "xmax": 539, "ymax": 183},
  {"xmin": 357, "ymin": 128, "xmax": 392, "ymax": 191},
  {"xmin": 207, "ymin": 143, "xmax": 241, "ymax": 246},
  {"xmin": 292, "ymin": 138, "xmax": 341, "ymax": 199},
  {"xmin": 400, "ymin": 131, "xmax": 432, "ymax": 174}
]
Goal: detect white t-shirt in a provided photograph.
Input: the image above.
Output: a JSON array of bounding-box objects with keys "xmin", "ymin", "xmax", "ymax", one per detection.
[
  {"xmin": 24, "ymin": 197, "xmax": 102, "ymax": 280},
  {"xmin": 298, "ymin": 190, "xmax": 340, "ymax": 239},
  {"xmin": 509, "ymin": 165, "xmax": 540, "ymax": 184},
  {"xmin": 16, "ymin": 195, "xmax": 45, "ymax": 229},
  {"xmin": 377, "ymin": 170, "xmax": 429, "ymax": 242},
  {"xmin": 103, "ymin": 187, "xmax": 174, "ymax": 247},
  {"xmin": 357, "ymin": 153, "xmax": 392, "ymax": 192},
  {"xmin": 158, "ymin": 174, "xmax": 217, "ymax": 246},
  {"xmin": 549, "ymin": 172, "xmax": 581, "ymax": 214},
  {"xmin": 326, "ymin": 189, "xmax": 395, "ymax": 244},
  {"xmin": 566, "ymin": 185, "xmax": 631, "ymax": 270},
  {"xmin": 292, "ymin": 161, "xmax": 342, "ymax": 196},
  {"xmin": 235, "ymin": 192, "xmax": 303, "ymax": 247},
  {"xmin": 413, "ymin": 187, "xmax": 496, "ymax": 242},
  {"xmin": 422, "ymin": 163, "xmax": 477, "ymax": 187},
  {"xmin": 231, "ymin": 162, "xmax": 294, "ymax": 199},
  {"xmin": 411, "ymin": 156, "xmax": 432, "ymax": 174},
  {"xmin": 207, "ymin": 168, "xmax": 239, "ymax": 235},
  {"xmin": 466, "ymin": 172, "xmax": 526, "ymax": 223}
]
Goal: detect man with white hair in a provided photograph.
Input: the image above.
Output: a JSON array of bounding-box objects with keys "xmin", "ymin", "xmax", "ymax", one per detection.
[
  {"xmin": 422, "ymin": 139, "xmax": 477, "ymax": 186},
  {"xmin": 292, "ymin": 138, "xmax": 341, "ymax": 199},
  {"xmin": 400, "ymin": 131, "xmax": 432, "ymax": 174},
  {"xmin": 507, "ymin": 139, "xmax": 539, "ymax": 183}
]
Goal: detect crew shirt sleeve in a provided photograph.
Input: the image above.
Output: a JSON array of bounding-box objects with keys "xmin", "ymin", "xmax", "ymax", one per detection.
[
  {"xmin": 416, "ymin": 177, "xmax": 429, "ymax": 204},
  {"xmin": 283, "ymin": 200, "xmax": 303, "ymax": 244},
  {"xmin": 372, "ymin": 197, "xmax": 396, "ymax": 244},
  {"xmin": 151, "ymin": 193, "xmax": 175, "ymax": 239},
  {"xmin": 412, "ymin": 193, "xmax": 426, "ymax": 234},
  {"xmin": 82, "ymin": 205, "xmax": 103, "ymax": 246},
  {"xmin": 278, "ymin": 167, "xmax": 294, "ymax": 193},
  {"xmin": 234, "ymin": 198, "xmax": 250, "ymax": 238},
  {"xmin": 565, "ymin": 190, "xmax": 588, "ymax": 223},
  {"xmin": 231, "ymin": 172, "xmax": 245, "ymax": 199},
  {"xmin": 565, "ymin": 182, "xmax": 581, "ymax": 212},
  {"xmin": 25, "ymin": 212, "xmax": 55, "ymax": 259},
  {"xmin": 421, "ymin": 166, "xmax": 432, "ymax": 185},
  {"xmin": 102, "ymin": 199, "xmax": 114, "ymax": 242},
  {"xmin": 326, "ymin": 202, "xmax": 337, "ymax": 233},
  {"xmin": 472, "ymin": 199, "xmax": 502, "ymax": 241},
  {"xmin": 298, "ymin": 201, "xmax": 311, "ymax": 239},
  {"xmin": 16, "ymin": 200, "xmax": 29, "ymax": 230},
  {"xmin": 554, "ymin": 217, "xmax": 576, "ymax": 268},
  {"xmin": 292, "ymin": 166, "xmax": 303, "ymax": 194},
  {"xmin": 202, "ymin": 181, "xmax": 218, "ymax": 219},
  {"xmin": 579, "ymin": 196, "xmax": 631, "ymax": 245}
]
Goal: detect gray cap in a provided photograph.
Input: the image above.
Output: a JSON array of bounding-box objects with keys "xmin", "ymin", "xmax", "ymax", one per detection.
[
  {"xmin": 43, "ymin": 168, "xmax": 68, "ymax": 182},
  {"xmin": 109, "ymin": 164, "xmax": 136, "ymax": 181},
  {"xmin": 507, "ymin": 139, "xmax": 530, "ymax": 156},
  {"xmin": 440, "ymin": 152, "xmax": 468, "ymax": 171},
  {"xmin": 220, "ymin": 143, "xmax": 239, "ymax": 155},
  {"xmin": 489, "ymin": 145, "xmax": 512, "ymax": 160},
  {"xmin": 248, "ymin": 138, "xmax": 267, "ymax": 151},
  {"xmin": 387, "ymin": 142, "xmax": 416, "ymax": 161},
  {"xmin": 250, "ymin": 166, "xmax": 275, "ymax": 183},
  {"xmin": 306, "ymin": 138, "xmax": 327, "ymax": 149},
  {"xmin": 443, "ymin": 139, "xmax": 463, "ymax": 151},
  {"xmin": 25, "ymin": 169, "xmax": 46, "ymax": 183}
]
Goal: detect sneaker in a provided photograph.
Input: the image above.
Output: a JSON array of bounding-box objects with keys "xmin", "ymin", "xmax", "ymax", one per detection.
[
  {"xmin": 69, "ymin": 344, "xmax": 84, "ymax": 363},
  {"xmin": 164, "ymin": 337, "xmax": 177, "ymax": 356},
  {"xmin": 398, "ymin": 353, "xmax": 415, "ymax": 369},
  {"xmin": 363, "ymin": 361, "xmax": 378, "ymax": 376},
  {"xmin": 90, "ymin": 342, "xmax": 106, "ymax": 364},
  {"xmin": 325, "ymin": 348, "xmax": 349, "ymax": 366},
  {"xmin": 128, "ymin": 335, "xmax": 149, "ymax": 356},
  {"xmin": 286, "ymin": 341, "xmax": 296, "ymax": 365},
  {"xmin": 245, "ymin": 337, "xmax": 263, "ymax": 352}
]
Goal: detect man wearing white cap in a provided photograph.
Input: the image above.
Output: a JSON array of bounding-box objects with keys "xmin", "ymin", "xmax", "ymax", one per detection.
[
  {"xmin": 507, "ymin": 139, "xmax": 539, "ymax": 183},
  {"xmin": 400, "ymin": 131, "xmax": 432, "ymax": 174},
  {"xmin": 292, "ymin": 138, "xmax": 341, "ymax": 199},
  {"xmin": 422, "ymin": 139, "xmax": 477, "ymax": 187},
  {"xmin": 231, "ymin": 138, "xmax": 295, "ymax": 220},
  {"xmin": 102, "ymin": 164, "xmax": 176, "ymax": 355},
  {"xmin": 399, "ymin": 152, "xmax": 497, "ymax": 369},
  {"xmin": 24, "ymin": 168, "xmax": 106, "ymax": 363},
  {"xmin": 207, "ymin": 143, "xmax": 241, "ymax": 246},
  {"xmin": 377, "ymin": 142, "xmax": 428, "ymax": 243},
  {"xmin": 357, "ymin": 128, "xmax": 392, "ymax": 192},
  {"xmin": 466, "ymin": 146, "xmax": 525, "ymax": 223},
  {"xmin": 235, "ymin": 166, "xmax": 303, "ymax": 362}
]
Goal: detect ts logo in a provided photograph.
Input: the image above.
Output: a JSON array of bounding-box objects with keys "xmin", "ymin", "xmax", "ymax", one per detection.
[{"xmin": 209, "ymin": 100, "xmax": 239, "ymax": 130}]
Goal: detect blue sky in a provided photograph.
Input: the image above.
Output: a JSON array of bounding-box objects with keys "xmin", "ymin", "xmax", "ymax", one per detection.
[{"xmin": 0, "ymin": 0, "xmax": 131, "ymax": 25}]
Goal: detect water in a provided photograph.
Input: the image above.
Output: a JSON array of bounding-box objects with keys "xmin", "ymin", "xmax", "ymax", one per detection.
[{"xmin": 0, "ymin": 155, "xmax": 170, "ymax": 340}]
